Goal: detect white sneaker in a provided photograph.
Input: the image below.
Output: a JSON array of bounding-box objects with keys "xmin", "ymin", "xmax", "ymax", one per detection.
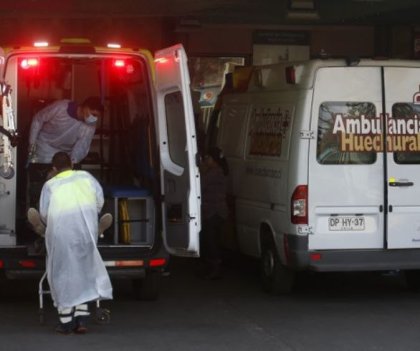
[
  {"xmin": 99, "ymin": 213, "xmax": 113, "ymax": 237},
  {"xmin": 27, "ymin": 208, "xmax": 46, "ymax": 237}
]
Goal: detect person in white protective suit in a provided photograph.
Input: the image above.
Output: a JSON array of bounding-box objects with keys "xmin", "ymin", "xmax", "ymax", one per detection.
[
  {"xmin": 28, "ymin": 97, "xmax": 104, "ymax": 164},
  {"xmin": 39, "ymin": 151, "xmax": 113, "ymax": 334}
]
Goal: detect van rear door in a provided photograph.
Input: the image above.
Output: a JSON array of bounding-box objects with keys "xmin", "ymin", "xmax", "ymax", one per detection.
[
  {"xmin": 154, "ymin": 44, "xmax": 201, "ymax": 257},
  {"xmin": 308, "ymin": 66, "xmax": 385, "ymax": 250},
  {"xmin": 384, "ymin": 66, "xmax": 420, "ymax": 249}
]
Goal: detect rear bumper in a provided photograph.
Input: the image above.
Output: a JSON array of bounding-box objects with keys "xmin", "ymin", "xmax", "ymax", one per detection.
[
  {"xmin": 0, "ymin": 244, "xmax": 168, "ymax": 279},
  {"xmin": 285, "ymin": 234, "xmax": 420, "ymax": 272}
]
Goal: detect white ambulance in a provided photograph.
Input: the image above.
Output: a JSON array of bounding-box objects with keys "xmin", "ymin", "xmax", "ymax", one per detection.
[
  {"xmin": 211, "ymin": 59, "xmax": 420, "ymax": 293},
  {"xmin": 0, "ymin": 39, "xmax": 201, "ymax": 299}
]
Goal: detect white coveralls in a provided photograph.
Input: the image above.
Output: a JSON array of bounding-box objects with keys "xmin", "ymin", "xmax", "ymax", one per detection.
[
  {"xmin": 29, "ymin": 100, "xmax": 95, "ymax": 163},
  {"xmin": 39, "ymin": 169, "xmax": 113, "ymax": 310}
]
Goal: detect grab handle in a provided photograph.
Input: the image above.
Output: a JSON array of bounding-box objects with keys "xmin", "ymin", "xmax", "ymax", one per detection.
[{"xmin": 389, "ymin": 181, "xmax": 414, "ymax": 187}]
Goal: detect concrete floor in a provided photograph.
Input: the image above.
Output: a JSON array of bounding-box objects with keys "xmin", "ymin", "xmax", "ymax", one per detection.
[{"xmin": 1, "ymin": 256, "xmax": 419, "ymax": 351}]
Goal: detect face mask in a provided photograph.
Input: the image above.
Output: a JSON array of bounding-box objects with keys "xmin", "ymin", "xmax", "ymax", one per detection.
[{"xmin": 85, "ymin": 114, "xmax": 98, "ymax": 125}]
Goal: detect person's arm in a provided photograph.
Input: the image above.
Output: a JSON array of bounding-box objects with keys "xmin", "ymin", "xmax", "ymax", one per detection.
[
  {"xmin": 39, "ymin": 183, "xmax": 51, "ymax": 223},
  {"xmin": 28, "ymin": 102, "xmax": 61, "ymax": 146},
  {"xmin": 92, "ymin": 176, "xmax": 104, "ymax": 213},
  {"xmin": 70, "ymin": 124, "xmax": 96, "ymax": 163}
]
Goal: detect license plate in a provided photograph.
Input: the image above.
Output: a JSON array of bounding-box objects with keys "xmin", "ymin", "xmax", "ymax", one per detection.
[{"xmin": 328, "ymin": 216, "xmax": 365, "ymax": 231}]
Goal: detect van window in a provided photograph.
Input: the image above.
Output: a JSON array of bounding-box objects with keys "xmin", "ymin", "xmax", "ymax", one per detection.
[
  {"xmin": 317, "ymin": 102, "xmax": 377, "ymax": 165},
  {"xmin": 219, "ymin": 105, "xmax": 249, "ymax": 158},
  {"xmin": 392, "ymin": 103, "xmax": 420, "ymax": 164},
  {"xmin": 165, "ymin": 91, "xmax": 187, "ymax": 168}
]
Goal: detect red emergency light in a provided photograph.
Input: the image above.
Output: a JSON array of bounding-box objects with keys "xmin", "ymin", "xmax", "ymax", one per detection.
[
  {"xmin": 285, "ymin": 66, "xmax": 296, "ymax": 84},
  {"xmin": 113, "ymin": 59, "xmax": 126, "ymax": 68},
  {"xmin": 20, "ymin": 58, "xmax": 40, "ymax": 70}
]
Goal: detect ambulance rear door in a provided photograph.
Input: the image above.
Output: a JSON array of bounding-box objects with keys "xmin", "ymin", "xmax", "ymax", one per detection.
[
  {"xmin": 154, "ymin": 44, "xmax": 201, "ymax": 257},
  {"xmin": 384, "ymin": 66, "xmax": 420, "ymax": 249},
  {"xmin": 308, "ymin": 66, "xmax": 385, "ymax": 250}
]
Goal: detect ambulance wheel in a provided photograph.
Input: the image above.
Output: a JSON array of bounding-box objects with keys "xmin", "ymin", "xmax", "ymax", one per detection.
[
  {"xmin": 260, "ymin": 237, "xmax": 295, "ymax": 294},
  {"xmin": 96, "ymin": 308, "xmax": 111, "ymax": 324},
  {"xmin": 132, "ymin": 271, "xmax": 161, "ymax": 301},
  {"xmin": 405, "ymin": 270, "xmax": 420, "ymax": 292}
]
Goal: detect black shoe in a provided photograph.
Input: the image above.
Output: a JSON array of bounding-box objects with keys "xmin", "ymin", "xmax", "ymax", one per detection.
[
  {"xmin": 55, "ymin": 322, "xmax": 74, "ymax": 335},
  {"xmin": 74, "ymin": 316, "xmax": 88, "ymax": 334}
]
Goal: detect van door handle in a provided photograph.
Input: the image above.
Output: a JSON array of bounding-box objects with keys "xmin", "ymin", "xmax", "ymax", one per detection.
[{"xmin": 389, "ymin": 181, "xmax": 414, "ymax": 187}]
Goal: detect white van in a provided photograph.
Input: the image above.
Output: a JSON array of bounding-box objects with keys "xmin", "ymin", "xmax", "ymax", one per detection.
[
  {"xmin": 0, "ymin": 39, "xmax": 201, "ymax": 299},
  {"xmin": 210, "ymin": 59, "xmax": 420, "ymax": 293}
]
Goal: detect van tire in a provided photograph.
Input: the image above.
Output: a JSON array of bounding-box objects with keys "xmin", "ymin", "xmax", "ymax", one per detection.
[
  {"xmin": 132, "ymin": 271, "xmax": 161, "ymax": 300},
  {"xmin": 260, "ymin": 239, "xmax": 295, "ymax": 294},
  {"xmin": 405, "ymin": 270, "xmax": 420, "ymax": 292}
]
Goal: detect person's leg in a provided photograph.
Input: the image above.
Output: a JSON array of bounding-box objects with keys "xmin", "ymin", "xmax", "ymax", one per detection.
[
  {"xmin": 55, "ymin": 307, "xmax": 74, "ymax": 334},
  {"xmin": 74, "ymin": 303, "xmax": 90, "ymax": 334},
  {"xmin": 98, "ymin": 213, "xmax": 113, "ymax": 238},
  {"xmin": 27, "ymin": 207, "xmax": 46, "ymax": 236},
  {"xmin": 201, "ymin": 215, "xmax": 224, "ymax": 279},
  {"xmin": 28, "ymin": 209, "xmax": 113, "ymax": 238}
]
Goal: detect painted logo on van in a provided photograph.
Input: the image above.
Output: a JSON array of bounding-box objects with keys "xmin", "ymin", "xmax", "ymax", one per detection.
[
  {"xmin": 248, "ymin": 106, "xmax": 292, "ymax": 157},
  {"xmin": 332, "ymin": 113, "xmax": 420, "ymax": 152}
]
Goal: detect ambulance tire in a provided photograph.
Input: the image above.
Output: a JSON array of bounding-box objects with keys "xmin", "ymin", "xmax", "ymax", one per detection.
[
  {"xmin": 260, "ymin": 237, "xmax": 295, "ymax": 294},
  {"xmin": 404, "ymin": 270, "xmax": 420, "ymax": 292},
  {"xmin": 132, "ymin": 271, "xmax": 161, "ymax": 301}
]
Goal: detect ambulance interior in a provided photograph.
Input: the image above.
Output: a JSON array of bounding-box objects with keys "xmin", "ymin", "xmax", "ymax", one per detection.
[{"xmin": 12, "ymin": 55, "xmax": 159, "ymax": 247}]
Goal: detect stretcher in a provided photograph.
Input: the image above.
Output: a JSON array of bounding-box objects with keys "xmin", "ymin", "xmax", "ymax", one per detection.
[{"xmin": 38, "ymin": 271, "xmax": 111, "ymax": 325}]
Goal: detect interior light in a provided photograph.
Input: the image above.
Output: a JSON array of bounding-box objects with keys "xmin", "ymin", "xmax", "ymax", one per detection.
[
  {"xmin": 107, "ymin": 43, "xmax": 121, "ymax": 49},
  {"xmin": 34, "ymin": 41, "xmax": 49, "ymax": 47},
  {"xmin": 20, "ymin": 58, "xmax": 40, "ymax": 69}
]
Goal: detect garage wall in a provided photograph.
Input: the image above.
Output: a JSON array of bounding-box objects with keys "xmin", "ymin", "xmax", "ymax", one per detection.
[{"xmin": 176, "ymin": 24, "xmax": 376, "ymax": 60}]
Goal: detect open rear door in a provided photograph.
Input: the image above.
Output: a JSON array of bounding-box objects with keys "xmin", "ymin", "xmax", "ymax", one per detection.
[{"xmin": 154, "ymin": 44, "xmax": 201, "ymax": 257}]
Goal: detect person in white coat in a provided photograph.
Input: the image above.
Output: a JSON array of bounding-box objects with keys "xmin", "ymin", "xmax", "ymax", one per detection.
[
  {"xmin": 27, "ymin": 97, "xmax": 104, "ymax": 209},
  {"xmin": 39, "ymin": 151, "xmax": 112, "ymax": 334},
  {"xmin": 28, "ymin": 97, "xmax": 104, "ymax": 164}
]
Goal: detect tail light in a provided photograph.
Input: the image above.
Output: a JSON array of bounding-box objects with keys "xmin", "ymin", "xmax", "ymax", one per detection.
[
  {"xmin": 149, "ymin": 258, "xmax": 167, "ymax": 267},
  {"xmin": 291, "ymin": 185, "xmax": 308, "ymax": 224},
  {"xmin": 18, "ymin": 260, "xmax": 37, "ymax": 268},
  {"xmin": 0, "ymin": 259, "xmax": 3, "ymax": 268}
]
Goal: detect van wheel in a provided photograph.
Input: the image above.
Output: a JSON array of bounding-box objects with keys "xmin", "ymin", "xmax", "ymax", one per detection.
[
  {"xmin": 132, "ymin": 271, "xmax": 161, "ymax": 301},
  {"xmin": 405, "ymin": 270, "xmax": 420, "ymax": 292},
  {"xmin": 260, "ymin": 240, "xmax": 294, "ymax": 294}
]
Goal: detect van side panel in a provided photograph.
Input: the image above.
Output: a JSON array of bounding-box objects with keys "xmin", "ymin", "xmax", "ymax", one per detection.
[{"xmin": 219, "ymin": 90, "xmax": 307, "ymax": 258}]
